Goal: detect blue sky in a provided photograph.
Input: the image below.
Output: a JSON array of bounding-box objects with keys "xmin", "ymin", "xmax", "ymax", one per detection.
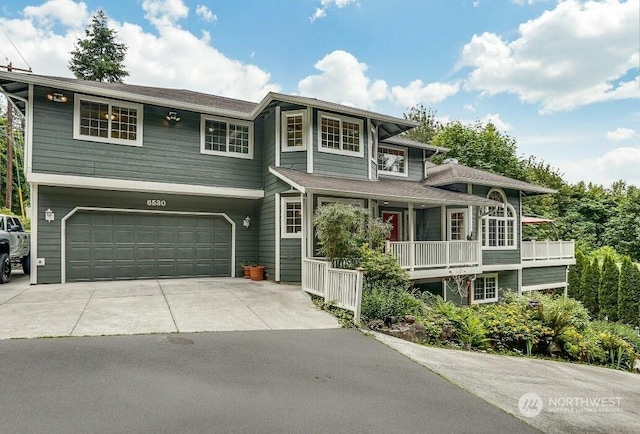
[{"xmin": 0, "ymin": 0, "xmax": 638, "ymax": 186}]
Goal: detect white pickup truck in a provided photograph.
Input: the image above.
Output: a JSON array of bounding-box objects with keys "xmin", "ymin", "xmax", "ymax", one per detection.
[{"xmin": 0, "ymin": 214, "xmax": 30, "ymax": 283}]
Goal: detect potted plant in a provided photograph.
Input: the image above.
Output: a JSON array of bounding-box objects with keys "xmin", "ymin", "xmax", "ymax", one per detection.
[
  {"xmin": 240, "ymin": 262, "xmax": 252, "ymax": 279},
  {"xmin": 249, "ymin": 264, "xmax": 265, "ymax": 281}
]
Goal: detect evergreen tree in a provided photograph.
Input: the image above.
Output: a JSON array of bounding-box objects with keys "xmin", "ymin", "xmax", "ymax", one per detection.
[
  {"xmin": 567, "ymin": 249, "xmax": 585, "ymax": 300},
  {"xmin": 618, "ymin": 257, "xmax": 640, "ymax": 326},
  {"xmin": 598, "ymin": 255, "xmax": 620, "ymax": 321},
  {"xmin": 580, "ymin": 258, "xmax": 600, "ymax": 318},
  {"xmin": 68, "ymin": 10, "xmax": 129, "ymax": 83}
]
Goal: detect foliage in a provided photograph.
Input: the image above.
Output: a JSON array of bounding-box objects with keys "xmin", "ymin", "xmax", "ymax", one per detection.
[
  {"xmin": 567, "ymin": 249, "xmax": 585, "ymax": 300},
  {"xmin": 580, "ymin": 258, "xmax": 600, "ymax": 318},
  {"xmin": 453, "ymin": 309, "xmax": 488, "ymax": 350},
  {"xmin": 313, "ymin": 203, "xmax": 391, "ymax": 262},
  {"xmin": 618, "ymin": 257, "xmax": 640, "ymax": 326},
  {"xmin": 360, "ymin": 284, "xmax": 424, "ymax": 323},
  {"xmin": 358, "ymin": 245, "xmax": 409, "ymax": 292},
  {"xmin": 477, "ymin": 301, "xmax": 550, "ymax": 352},
  {"xmin": 402, "ymin": 104, "xmax": 442, "ymax": 144},
  {"xmin": 68, "ymin": 10, "xmax": 129, "ymax": 83},
  {"xmin": 590, "ymin": 321, "xmax": 640, "ymax": 355},
  {"xmin": 311, "ymin": 296, "xmax": 356, "ymax": 328},
  {"xmin": 598, "ymin": 255, "xmax": 620, "ymax": 321},
  {"xmin": 591, "ymin": 246, "xmax": 624, "ymax": 266},
  {"xmin": 0, "ymin": 207, "xmax": 30, "ymax": 231},
  {"xmin": 0, "ymin": 113, "xmax": 29, "ymax": 215}
]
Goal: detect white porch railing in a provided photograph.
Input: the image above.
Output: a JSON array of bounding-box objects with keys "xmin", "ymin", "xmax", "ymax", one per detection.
[
  {"xmin": 302, "ymin": 258, "xmax": 363, "ymax": 323},
  {"xmin": 522, "ymin": 240, "xmax": 575, "ymax": 261},
  {"xmin": 386, "ymin": 240, "xmax": 481, "ymax": 270}
]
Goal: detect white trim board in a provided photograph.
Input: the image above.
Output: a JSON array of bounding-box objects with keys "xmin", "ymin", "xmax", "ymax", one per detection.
[
  {"xmin": 28, "ymin": 173, "xmax": 264, "ymax": 199},
  {"xmin": 521, "ymin": 282, "xmax": 568, "ymax": 292},
  {"xmin": 60, "ymin": 207, "xmax": 236, "ymax": 283}
]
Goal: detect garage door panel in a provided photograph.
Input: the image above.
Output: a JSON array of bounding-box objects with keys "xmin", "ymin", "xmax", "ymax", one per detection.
[{"xmin": 66, "ymin": 211, "xmax": 232, "ymax": 282}]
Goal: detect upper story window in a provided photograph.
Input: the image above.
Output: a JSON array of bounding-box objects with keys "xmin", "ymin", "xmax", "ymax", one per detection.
[
  {"xmin": 318, "ymin": 111, "xmax": 364, "ymax": 158},
  {"xmin": 377, "ymin": 144, "xmax": 407, "ymax": 177},
  {"xmin": 472, "ymin": 274, "xmax": 498, "ymax": 304},
  {"xmin": 73, "ymin": 94, "xmax": 143, "ymax": 147},
  {"xmin": 281, "ymin": 110, "xmax": 307, "ymax": 151},
  {"xmin": 201, "ymin": 115, "xmax": 254, "ymax": 159},
  {"xmin": 281, "ymin": 197, "xmax": 303, "ymax": 238},
  {"xmin": 481, "ymin": 188, "xmax": 517, "ymax": 249}
]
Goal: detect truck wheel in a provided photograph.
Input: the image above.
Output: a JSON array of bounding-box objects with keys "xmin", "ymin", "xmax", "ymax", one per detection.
[
  {"xmin": 22, "ymin": 254, "xmax": 31, "ymax": 275},
  {"xmin": 0, "ymin": 253, "xmax": 11, "ymax": 284}
]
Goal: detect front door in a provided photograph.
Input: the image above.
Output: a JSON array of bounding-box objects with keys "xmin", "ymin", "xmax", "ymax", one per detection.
[
  {"xmin": 382, "ymin": 211, "xmax": 402, "ymax": 241},
  {"xmin": 447, "ymin": 209, "xmax": 468, "ymax": 241}
]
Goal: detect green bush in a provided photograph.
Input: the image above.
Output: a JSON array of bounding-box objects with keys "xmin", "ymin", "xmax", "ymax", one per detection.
[
  {"xmin": 360, "ymin": 284, "xmax": 425, "ymax": 322},
  {"xmin": 581, "ymin": 258, "xmax": 601, "ymax": 317},
  {"xmin": 453, "ymin": 309, "xmax": 488, "ymax": 350},
  {"xmin": 590, "ymin": 321, "xmax": 640, "ymax": 355},
  {"xmin": 618, "ymin": 256, "xmax": 640, "ymax": 326},
  {"xmin": 359, "ymin": 245, "xmax": 410, "ymax": 291},
  {"xmin": 599, "ymin": 255, "xmax": 620, "ymax": 321}
]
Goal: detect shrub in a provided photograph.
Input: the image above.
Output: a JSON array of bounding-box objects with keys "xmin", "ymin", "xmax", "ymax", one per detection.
[
  {"xmin": 580, "ymin": 258, "xmax": 600, "ymax": 317},
  {"xmin": 618, "ymin": 256, "xmax": 640, "ymax": 326},
  {"xmin": 590, "ymin": 321, "xmax": 640, "ymax": 355},
  {"xmin": 535, "ymin": 294, "xmax": 591, "ymax": 333},
  {"xmin": 453, "ymin": 309, "xmax": 488, "ymax": 350},
  {"xmin": 360, "ymin": 284, "xmax": 425, "ymax": 323},
  {"xmin": 567, "ymin": 250, "xmax": 586, "ymax": 300},
  {"xmin": 599, "ymin": 255, "xmax": 620, "ymax": 321},
  {"xmin": 359, "ymin": 245, "xmax": 409, "ymax": 291}
]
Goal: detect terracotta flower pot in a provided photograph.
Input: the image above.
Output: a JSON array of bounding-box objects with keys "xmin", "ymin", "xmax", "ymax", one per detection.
[
  {"xmin": 243, "ymin": 266, "xmax": 251, "ymax": 279},
  {"xmin": 250, "ymin": 265, "xmax": 265, "ymax": 281}
]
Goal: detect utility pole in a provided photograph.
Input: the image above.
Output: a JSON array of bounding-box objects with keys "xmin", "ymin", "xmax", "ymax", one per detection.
[{"xmin": 5, "ymin": 63, "xmax": 12, "ymax": 211}]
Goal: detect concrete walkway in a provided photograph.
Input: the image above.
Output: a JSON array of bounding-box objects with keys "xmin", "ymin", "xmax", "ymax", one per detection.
[
  {"xmin": 0, "ymin": 274, "xmax": 339, "ymax": 339},
  {"xmin": 372, "ymin": 331, "xmax": 640, "ymax": 434}
]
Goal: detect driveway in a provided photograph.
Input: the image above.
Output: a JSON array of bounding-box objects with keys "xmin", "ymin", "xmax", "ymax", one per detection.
[{"xmin": 0, "ymin": 274, "xmax": 339, "ymax": 339}]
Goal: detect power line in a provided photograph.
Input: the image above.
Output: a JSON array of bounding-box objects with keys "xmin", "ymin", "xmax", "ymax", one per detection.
[{"xmin": 0, "ymin": 25, "xmax": 32, "ymax": 71}]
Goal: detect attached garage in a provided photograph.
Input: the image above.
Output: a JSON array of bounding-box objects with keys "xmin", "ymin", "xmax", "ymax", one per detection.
[{"xmin": 64, "ymin": 210, "xmax": 233, "ymax": 282}]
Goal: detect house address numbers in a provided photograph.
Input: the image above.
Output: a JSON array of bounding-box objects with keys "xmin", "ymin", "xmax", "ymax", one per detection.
[{"xmin": 146, "ymin": 199, "xmax": 167, "ymax": 207}]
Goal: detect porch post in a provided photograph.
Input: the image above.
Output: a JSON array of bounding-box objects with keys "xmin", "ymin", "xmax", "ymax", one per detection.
[{"xmin": 408, "ymin": 203, "xmax": 415, "ymax": 271}]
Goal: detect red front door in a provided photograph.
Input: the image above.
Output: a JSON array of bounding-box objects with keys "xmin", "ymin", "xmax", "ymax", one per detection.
[{"xmin": 382, "ymin": 212, "xmax": 400, "ymax": 241}]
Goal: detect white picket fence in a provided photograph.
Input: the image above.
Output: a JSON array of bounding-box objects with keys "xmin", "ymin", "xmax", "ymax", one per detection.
[
  {"xmin": 302, "ymin": 258, "xmax": 364, "ymax": 324},
  {"xmin": 522, "ymin": 240, "xmax": 575, "ymax": 261}
]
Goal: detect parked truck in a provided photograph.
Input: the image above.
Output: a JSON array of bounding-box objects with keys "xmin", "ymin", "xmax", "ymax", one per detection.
[{"xmin": 0, "ymin": 215, "xmax": 31, "ymax": 283}]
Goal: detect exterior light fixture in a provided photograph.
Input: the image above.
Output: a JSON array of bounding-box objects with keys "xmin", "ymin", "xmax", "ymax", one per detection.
[
  {"xmin": 243, "ymin": 216, "xmax": 251, "ymax": 228},
  {"xmin": 46, "ymin": 93, "xmax": 67, "ymax": 103},
  {"xmin": 45, "ymin": 209, "xmax": 55, "ymax": 222},
  {"xmin": 383, "ymin": 201, "xmax": 389, "ymax": 205},
  {"xmin": 166, "ymin": 111, "xmax": 181, "ymax": 122}
]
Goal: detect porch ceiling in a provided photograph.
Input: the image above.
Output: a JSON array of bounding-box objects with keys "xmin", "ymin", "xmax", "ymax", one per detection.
[{"xmin": 270, "ymin": 167, "xmax": 499, "ymax": 207}]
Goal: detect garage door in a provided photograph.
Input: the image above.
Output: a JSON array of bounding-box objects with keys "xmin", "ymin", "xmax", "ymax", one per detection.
[{"xmin": 66, "ymin": 211, "xmax": 232, "ymax": 282}]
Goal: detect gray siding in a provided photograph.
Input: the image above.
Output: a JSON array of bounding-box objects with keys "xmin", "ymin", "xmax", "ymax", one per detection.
[
  {"xmin": 522, "ymin": 266, "xmax": 567, "ymax": 287},
  {"xmin": 31, "ymin": 86, "xmax": 263, "ymax": 189},
  {"xmin": 36, "ymin": 186, "xmax": 258, "ymax": 284},
  {"xmin": 280, "ymin": 238, "xmax": 302, "ymax": 282},
  {"xmin": 407, "ymin": 147, "xmax": 424, "ymax": 181},
  {"xmin": 497, "ymin": 270, "xmax": 518, "ymax": 296},
  {"xmin": 312, "ymin": 108, "xmax": 369, "ymax": 179},
  {"xmin": 416, "ymin": 207, "xmax": 441, "ymax": 241},
  {"xmin": 280, "ymin": 151, "xmax": 307, "ymax": 171}
]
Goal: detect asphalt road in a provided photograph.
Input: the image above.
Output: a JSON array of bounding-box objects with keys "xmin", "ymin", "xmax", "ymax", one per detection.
[{"xmin": 0, "ymin": 329, "xmax": 539, "ymax": 434}]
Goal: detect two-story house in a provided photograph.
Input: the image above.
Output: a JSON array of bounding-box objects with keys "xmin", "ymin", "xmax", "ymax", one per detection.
[{"xmin": 0, "ymin": 71, "xmax": 575, "ymax": 304}]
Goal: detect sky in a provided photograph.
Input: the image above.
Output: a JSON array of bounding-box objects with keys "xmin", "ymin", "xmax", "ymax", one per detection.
[{"xmin": 0, "ymin": 0, "xmax": 638, "ymax": 187}]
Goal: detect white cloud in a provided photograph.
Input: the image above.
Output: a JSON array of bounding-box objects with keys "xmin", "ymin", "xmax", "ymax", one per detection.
[
  {"xmin": 480, "ymin": 113, "xmax": 511, "ymax": 132},
  {"xmin": 298, "ymin": 50, "xmax": 388, "ymax": 109},
  {"xmin": 195, "ymin": 5, "xmax": 216, "ymax": 22},
  {"xmin": 0, "ymin": 0, "xmax": 279, "ymax": 101},
  {"xmin": 459, "ymin": 0, "xmax": 640, "ymax": 113},
  {"xmin": 562, "ymin": 146, "xmax": 640, "ymax": 185},
  {"xmin": 309, "ymin": 0, "xmax": 357, "ymax": 22},
  {"xmin": 607, "ymin": 127, "xmax": 638, "ymax": 141},
  {"xmin": 463, "ymin": 103, "xmax": 476, "ymax": 112},
  {"xmin": 390, "ymin": 80, "xmax": 460, "ymax": 109}
]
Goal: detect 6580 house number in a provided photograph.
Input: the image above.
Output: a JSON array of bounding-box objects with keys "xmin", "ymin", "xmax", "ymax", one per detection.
[{"xmin": 146, "ymin": 199, "xmax": 167, "ymax": 207}]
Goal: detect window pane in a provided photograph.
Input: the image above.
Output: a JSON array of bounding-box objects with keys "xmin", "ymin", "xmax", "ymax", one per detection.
[
  {"xmin": 80, "ymin": 100, "xmax": 108, "ymax": 138},
  {"xmin": 111, "ymin": 105, "xmax": 138, "ymax": 141},
  {"xmin": 342, "ymin": 121, "xmax": 360, "ymax": 152},
  {"xmin": 229, "ymin": 123, "xmax": 249, "ymax": 154},
  {"xmin": 286, "ymin": 115, "xmax": 304, "ymax": 147},
  {"xmin": 474, "ymin": 279, "xmax": 485, "ymax": 300},
  {"xmin": 321, "ymin": 117, "xmax": 340, "ymax": 150},
  {"xmin": 378, "ymin": 146, "xmax": 406, "ymax": 173},
  {"xmin": 485, "ymin": 277, "xmax": 496, "ymax": 299},
  {"xmin": 205, "ymin": 120, "xmax": 227, "ymax": 152},
  {"xmin": 286, "ymin": 202, "xmax": 302, "ymax": 234}
]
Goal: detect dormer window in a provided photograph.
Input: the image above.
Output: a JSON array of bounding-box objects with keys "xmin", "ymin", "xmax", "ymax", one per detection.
[
  {"xmin": 73, "ymin": 94, "xmax": 143, "ymax": 147},
  {"xmin": 377, "ymin": 144, "xmax": 407, "ymax": 177},
  {"xmin": 318, "ymin": 111, "xmax": 363, "ymax": 158}
]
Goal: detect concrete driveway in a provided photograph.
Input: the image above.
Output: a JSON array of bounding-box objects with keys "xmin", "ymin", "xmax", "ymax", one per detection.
[{"xmin": 0, "ymin": 273, "xmax": 338, "ymax": 339}]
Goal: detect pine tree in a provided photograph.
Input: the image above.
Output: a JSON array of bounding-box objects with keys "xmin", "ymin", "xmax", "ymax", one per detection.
[
  {"xmin": 580, "ymin": 258, "xmax": 600, "ymax": 318},
  {"xmin": 68, "ymin": 10, "xmax": 129, "ymax": 83},
  {"xmin": 567, "ymin": 250, "xmax": 585, "ymax": 300},
  {"xmin": 598, "ymin": 255, "xmax": 620, "ymax": 321},
  {"xmin": 618, "ymin": 257, "xmax": 640, "ymax": 326}
]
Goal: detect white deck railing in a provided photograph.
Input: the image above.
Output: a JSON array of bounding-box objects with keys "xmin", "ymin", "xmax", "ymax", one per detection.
[
  {"xmin": 302, "ymin": 258, "xmax": 363, "ymax": 323},
  {"xmin": 522, "ymin": 240, "xmax": 575, "ymax": 261},
  {"xmin": 386, "ymin": 240, "xmax": 480, "ymax": 270}
]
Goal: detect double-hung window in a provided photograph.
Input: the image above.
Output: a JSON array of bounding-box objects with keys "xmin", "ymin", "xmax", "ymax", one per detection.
[
  {"xmin": 377, "ymin": 144, "xmax": 407, "ymax": 177},
  {"xmin": 318, "ymin": 112, "xmax": 364, "ymax": 157},
  {"xmin": 281, "ymin": 110, "xmax": 307, "ymax": 151},
  {"xmin": 281, "ymin": 197, "xmax": 303, "ymax": 238},
  {"xmin": 201, "ymin": 115, "xmax": 254, "ymax": 159},
  {"xmin": 481, "ymin": 189, "xmax": 517, "ymax": 249},
  {"xmin": 74, "ymin": 95, "xmax": 143, "ymax": 146},
  {"xmin": 472, "ymin": 274, "xmax": 498, "ymax": 303}
]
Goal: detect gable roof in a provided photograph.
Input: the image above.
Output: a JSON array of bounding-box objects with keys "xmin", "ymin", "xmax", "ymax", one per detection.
[
  {"xmin": 269, "ymin": 167, "xmax": 499, "ymax": 207},
  {"xmin": 380, "ymin": 136, "xmax": 449, "ymax": 154},
  {"xmin": 424, "ymin": 162, "xmax": 557, "ymax": 195}
]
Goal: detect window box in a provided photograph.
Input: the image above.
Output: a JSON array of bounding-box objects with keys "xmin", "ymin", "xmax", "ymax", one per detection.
[
  {"xmin": 73, "ymin": 94, "xmax": 143, "ymax": 147},
  {"xmin": 317, "ymin": 111, "xmax": 364, "ymax": 158},
  {"xmin": 201, "ymin": 115, "xmax": 254, "ymax": 159}
]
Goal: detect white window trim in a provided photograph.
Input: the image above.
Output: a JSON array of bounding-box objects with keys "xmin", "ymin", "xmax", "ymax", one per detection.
[
  {"xmin": 73, "ymin": 94, "xmax": 144, "ymax": 147},
  {"xmin": 482, "ymin": 188, "xmax": 518, "ymax": 251},
  {"xmin": 377, "ymin": 143, "xmax": 408, "ymax": 178},
  {"xmin": 472, "ymin": 273, "xmax": 499, "ymax": 304},
  {"xmin": 281, "ymin": 110, "xmax": 307, "ymax": 152},
  {"xmin": 200, "ymin": 115, "xmax": 254, "ymax": 160},
  {"xmin": 447, "ymin": 208, "xmax": 469, "ymax": 241},
  {"xmin": 317, "ymin": 197, "xmax": 365, "ymax": 208},
  {"xmin": 281, "ymin": 197, "xmax": 303, "ymax": 239},
  {"xmin": 317, "ymin": 111, "xmax": 364, "ymax": 158}
]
